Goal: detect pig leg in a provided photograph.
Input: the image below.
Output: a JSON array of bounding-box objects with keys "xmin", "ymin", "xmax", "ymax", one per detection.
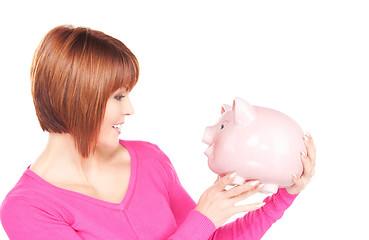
[
  {"xmin": 230, "ymin": 175, "xmax": 279, "ymax": 194},
  {"xmin": 259, "ymin": 183, "xmax": 278, "ymax": 194},
  {"xmin": 231, "ymin": 174, "xmax": 246, "ymax": 185}
]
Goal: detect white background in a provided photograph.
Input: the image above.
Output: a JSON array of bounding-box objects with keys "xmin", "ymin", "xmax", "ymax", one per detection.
[{"xmin": 0, "ymin": 0, "xmax": 368, "ymax": 239}]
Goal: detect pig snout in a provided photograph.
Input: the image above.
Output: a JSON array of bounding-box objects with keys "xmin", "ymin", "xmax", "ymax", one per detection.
[
  {"xmin": 202, "ymin": 126, "xmax": 215, "ymax": 145},
  {"xmin": 204, "ymin": 144, "xmax": 214, "ymax": 158}
]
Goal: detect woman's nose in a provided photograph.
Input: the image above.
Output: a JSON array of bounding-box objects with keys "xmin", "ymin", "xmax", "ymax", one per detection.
[{"xmin": 123, "ymin": 96, "xmax": 134, "ymax": 115}]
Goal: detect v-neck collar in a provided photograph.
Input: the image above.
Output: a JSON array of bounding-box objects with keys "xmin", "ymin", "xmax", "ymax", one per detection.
[{"xmin": 24, "ymin": 139, "xmax": 137, "ymax": 211}]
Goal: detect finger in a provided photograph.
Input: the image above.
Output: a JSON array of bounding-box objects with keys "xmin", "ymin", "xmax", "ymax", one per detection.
[
  {"xmin": 214, "ymin": 172, "xmax": 237, "ymax": 191},
  {"xmin": 225, "ymin": 180, "xmax": 260, "ymax": 198},
  {"xmin": 292, "ymin": 174, "xmax": 307, "ymax": 190},
  {"xmin": 230, "ymin": 183, "xmax": 264, "ymax": 203},
  {"xmin": 303, "ymin": 142, "xmax": 316, "ymax": 177},
  {"xmin": 301, "ymin": 151, "xmax": 315, "ymax": 178},
  {"xmin": 301, "ymin": 151, "xmax": 312, "ymax": 174},
  {"xmin": 307, "ymin": 134, "xmax": 316, "ymax": 168},
  {"xmin": 292, "ymin": 174, "xmax": 300, "ymax": 184},
  {"xmin": 293, "ymin": 174, "xmax": 303, "ymax": 185},
  {"xmin": 299, "ymin": 175, "xmax": 310, "ymax": 186},
  {"xmin": 304, "ymin": 132, "xmax": 316, "ymax": 161},
  {"xmin": 233, "ymin": 201, "xmax": 266, "ymax": 214}
]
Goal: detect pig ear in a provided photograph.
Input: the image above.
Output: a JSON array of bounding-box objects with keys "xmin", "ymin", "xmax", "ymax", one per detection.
[
  {"xmin": 232, "ymin": 97, "xmax": 256, "ymax": 125},
  {"xmin": 221, "ymin": 104, "xmax": 232, "ymax": 114}
]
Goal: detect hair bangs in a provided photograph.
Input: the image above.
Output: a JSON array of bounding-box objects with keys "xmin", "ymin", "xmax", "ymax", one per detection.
[{"xmin": 107, "ymin": 42, "xmax": 139, "ymax": 95}]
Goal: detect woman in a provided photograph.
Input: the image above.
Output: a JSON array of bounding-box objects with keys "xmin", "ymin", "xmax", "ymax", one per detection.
[{"xmin": 0, "ymin": 25, "xmax": 315, "ymax": 240}]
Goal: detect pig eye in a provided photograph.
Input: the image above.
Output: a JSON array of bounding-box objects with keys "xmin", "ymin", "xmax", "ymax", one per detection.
[{"xmin": 220, "ymin": 121, "xmax": 228, "ymax": 130}]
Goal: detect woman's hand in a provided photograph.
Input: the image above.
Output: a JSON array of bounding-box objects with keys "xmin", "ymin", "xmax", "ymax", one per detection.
[
  {"xmin": 195, "ymin": 173, "xmax": 265, "ymax": 229},
  {"xmin": 286, "ymin": 132, "xmax": 316, "ymax": 195}
]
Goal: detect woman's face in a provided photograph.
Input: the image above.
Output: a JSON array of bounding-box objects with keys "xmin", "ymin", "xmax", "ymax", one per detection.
[{"xmin": 96, "ymin": 88, "xmax": 134, "ymax": 149}]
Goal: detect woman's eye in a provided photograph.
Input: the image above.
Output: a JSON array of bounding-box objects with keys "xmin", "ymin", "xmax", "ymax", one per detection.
[
  {"xmin": 220, "ymin": 124, "xmax": 225, "ymax": 130},
  {"xmin": 114, "ymin": 95, "xmax": 125, "ymax": 101}
]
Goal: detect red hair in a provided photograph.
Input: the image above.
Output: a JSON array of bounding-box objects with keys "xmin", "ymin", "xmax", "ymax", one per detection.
[{"xmin": 31, "ymin": 25, "xmax": 139, "ymax": 157}]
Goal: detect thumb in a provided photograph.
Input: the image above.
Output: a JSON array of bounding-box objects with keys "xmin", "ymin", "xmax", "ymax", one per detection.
[{"xmin": 214, "ymin": 175, "xmax": 221, "ymax": 184}]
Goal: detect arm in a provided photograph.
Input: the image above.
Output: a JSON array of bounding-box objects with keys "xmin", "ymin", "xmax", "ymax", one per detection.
[
  {"xmin": 156, "ymin": 145, "xmax": 292, "ymax": 240},
  {"xmin": 166, "ymin": 165, "xmax": 298, "ymax": 240},
  {"xmin": 152, "ymin": 145, "xmax": 216, "ymax": 240},
  {"xmin": 166, "ymin": 173, "xmax": 297, "ymax": 240},
  {"xmin": 155, "ymin": 147, "xmax": 274, "ymax": 240},
  {"xmin": 210, "ymin": 188, "xmax": 298, "ymax": 239},
  {"xmin": 165, "ymin": 162, "xmax": 297, "ymax": 240},
  {"xmin": 155, "ymin": 132, "xmax": 315, "ymax": 240},
  {"xmin": 0, "ymin": 196, "xmax": 83, "ymax": 240}
]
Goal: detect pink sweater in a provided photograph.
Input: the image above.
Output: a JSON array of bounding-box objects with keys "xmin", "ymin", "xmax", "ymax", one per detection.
[{"xmin": 0, "ymin": 140, "xmax": 298, "ymax": 239}]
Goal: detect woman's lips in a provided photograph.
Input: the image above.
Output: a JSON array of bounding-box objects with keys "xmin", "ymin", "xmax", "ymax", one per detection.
[{"xmin": 112, "ymin": 122, "xmax": 124, "ymax": 133}]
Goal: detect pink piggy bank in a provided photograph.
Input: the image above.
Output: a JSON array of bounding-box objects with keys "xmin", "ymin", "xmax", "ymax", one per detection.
[{"xmin": 202, "ymin": 97, "xmax": 305, "ymax": 194}]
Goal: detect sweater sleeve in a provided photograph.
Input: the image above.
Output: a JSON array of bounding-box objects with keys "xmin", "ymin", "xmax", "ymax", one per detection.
[
  {"xmin": 0, "ymin": 196, "xmax": 83, "ymax": 240},
  {"xmin": 152, "ymin": 145, "xmax": 216, "ymax": 239},
  {"xmin": 154, "ymin": 144, "xmax": 298, "ymax": 240},
  {"xmin": 209, "ymin": 188, "xmax": 298, "ymax": 239}
]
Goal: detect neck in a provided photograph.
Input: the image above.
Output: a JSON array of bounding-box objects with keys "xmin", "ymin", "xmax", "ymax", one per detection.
[{"xmin": 33, "ymin": 133, "xmax": 119, "ymax": 185}]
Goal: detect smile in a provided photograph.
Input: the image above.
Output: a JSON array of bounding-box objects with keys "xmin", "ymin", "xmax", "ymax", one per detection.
[{"xmin": 112, "ymin": 123, "xmax": 123, "ymax": 132}]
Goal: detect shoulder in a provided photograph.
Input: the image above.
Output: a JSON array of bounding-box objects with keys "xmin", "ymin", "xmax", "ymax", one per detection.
[
  {"xmin": 0, "ymin": 192, "xmax": 76, "ymax": 239},
  {"xmin": 120, "ymin": 139, "xmax": 168, "ymax": 158},
  {"xmin": 1, "ymin": 191, "xmax": 60, "ymax": 228},
  {"xmin": 120, "ymin": 139, "xmax": 175, "ymax": 174},
  {"xmin": 1, "ymin": 172, "xmax": 45, "ymax": 206},
  {"xmin": 1, "ymin": 195, "xmax": 35, "ymax": 218},
  {"xmin": 0, "ymin": 172, "xmax": 70, "ymax": 224},
  {"xmin": 120, "ymin": 139, "xmax": 159, "ymax": 149}
]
